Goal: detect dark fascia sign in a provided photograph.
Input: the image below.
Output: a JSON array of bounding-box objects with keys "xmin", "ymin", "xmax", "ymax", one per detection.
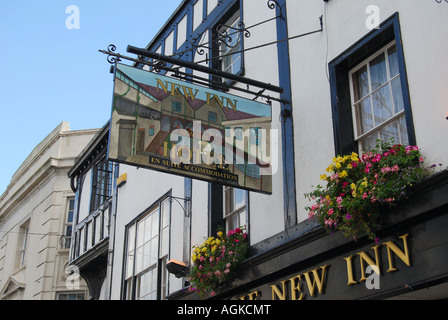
[{"xmin": 107, "ymin": 63, "xmax": 275, "ymax": 194}]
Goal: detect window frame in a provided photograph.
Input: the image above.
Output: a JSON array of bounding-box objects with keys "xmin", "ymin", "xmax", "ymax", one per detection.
[
  {"xmin": 328, "ymin": 13, "xmax": 415, "ymax": 156},
  {"xmin": 210, "ymin": 1, "xmax": 245, "ymax": 83},
  {"xmin": 63, "ymin": 198, "xmax": 75, "ymax": 249},
  {"xmin": 223, "ymin": 187, "xmax": 248, "ymax": 232},
  {"xmin": 89, "ymin": 158, "xmax": 113, "ymax": 213},
  {"xmin": 122, "ymin": 192, "xmax": 171, "ymax": 300},
  {"xmin": 348, "ymin": 41, "xmax": 408, "ymax": 151}
]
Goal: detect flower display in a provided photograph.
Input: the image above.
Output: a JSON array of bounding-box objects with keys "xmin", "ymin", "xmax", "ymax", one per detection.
[
  {"xmin": 305, "ymin": 140, "xmax": 430, "ymax": 243},
  {"xmin": 188, "ymin": 226, "xmax": 248, "ymax": 298}
]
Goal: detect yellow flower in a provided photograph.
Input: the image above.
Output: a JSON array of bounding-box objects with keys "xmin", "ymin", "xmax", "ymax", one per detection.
[
  {"xmin": 339, "ymin": 170, "xmax": 348, "ymax": 178},
  {"xmin": 347, "ymin": 163, "xmax": 353, "ymax": 169},
  {"xmin": 217, "ymin": 231, "xmax": 223, "ymax": 238},
  {"xmin": 335, "ymin": 162, "xmax": 342, "ymax": 169},
  {"xmin": 326, "ymin": 164, "xmax": 334, "ymax": 173},
  {"xmin": 351, "ymin": 152, "xmax": 359, "ymax": 162},
  {"xmin": 351, "ymin": 183, "xmax": 357, "ymax": 190},
  {"xmin": 320, "ymin": 174, "xmax": 328, "ymax": 180}
]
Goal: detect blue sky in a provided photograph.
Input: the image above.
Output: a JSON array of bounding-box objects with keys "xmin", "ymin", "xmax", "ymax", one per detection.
[{"xmin": 0, "ymin": 0, "xmax": 183, "ymax": 194}]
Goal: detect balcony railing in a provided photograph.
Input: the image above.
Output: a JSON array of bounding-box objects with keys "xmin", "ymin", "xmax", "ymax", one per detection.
[{"xmin": 71, "ymin": 198, "xmax": 112, "ymax": 261}]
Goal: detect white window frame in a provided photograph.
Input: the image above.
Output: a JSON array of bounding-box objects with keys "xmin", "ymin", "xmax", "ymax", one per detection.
[
  {"xmin": 124, "ymin": 197, "xmax": 170, "ymax": 300},
  {"xmin": 349, "ymin": 41, "xmax": 408, "ymax": 151},
  {"xmin": 219, "ymin": 13, "xmax": 242, "ymax": 75},
  {"xmin": 16, "ymin": 221, "xmax": 30, "ymax": 268},
  {"xmin": 223, "ymin": 187, "xmax": 247, "ymax": 232},
  {"xmin": 63, "ymin": 198, "xmax": 75, "ymax": 249}
]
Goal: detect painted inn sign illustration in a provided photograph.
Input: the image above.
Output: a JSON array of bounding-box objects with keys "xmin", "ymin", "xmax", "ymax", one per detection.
[{"xmin": 108, "ymin": 64, "xmax": 274, "ymax": 193}]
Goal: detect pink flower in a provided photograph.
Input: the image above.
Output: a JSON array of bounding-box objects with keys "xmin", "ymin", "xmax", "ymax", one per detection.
[
  {"xmin": 308, "ymin": 210, "xmax": 315, "ymax": 219},
  {"xmin": 372, "ymin": 154, "xmax": 381, "ymax": 163},
  {"xmin": 328, "ymin": 208, "xmax": 334, "ymax": 216}
]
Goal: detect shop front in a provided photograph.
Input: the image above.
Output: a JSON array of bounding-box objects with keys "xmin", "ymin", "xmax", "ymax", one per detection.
[{"xmin": 207, "ymin": 170, "xmax": 448, "ymax": 300}]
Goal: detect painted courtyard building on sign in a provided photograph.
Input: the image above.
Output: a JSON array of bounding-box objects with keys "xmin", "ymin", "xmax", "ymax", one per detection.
[{"xmin": 68, "ymin": 0, "xmax": 448, "ymax": 300}]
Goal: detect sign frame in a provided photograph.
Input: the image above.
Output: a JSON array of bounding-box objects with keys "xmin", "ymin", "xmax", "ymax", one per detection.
[{"xmin": 107, "ymin": 63, "xmax": 275, "ymax": 194}]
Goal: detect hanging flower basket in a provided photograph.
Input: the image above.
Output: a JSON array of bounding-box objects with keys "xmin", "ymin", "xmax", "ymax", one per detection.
[
  {"xmin": 305, "ymin": 140, "xmax": 431, "ymax": 243},
  {"xmin": 188, "ymin": 226, "xmax": 248, "ymax": 299}
]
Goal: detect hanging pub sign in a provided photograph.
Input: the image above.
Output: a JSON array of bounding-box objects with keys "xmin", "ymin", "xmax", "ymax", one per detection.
[{"xmin": 107, "ymin": 63, "xmax": 275, "ymax": 193}]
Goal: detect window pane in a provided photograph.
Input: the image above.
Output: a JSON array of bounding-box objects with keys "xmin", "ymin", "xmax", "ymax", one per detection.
[
  {"xmin": 143, "ymin": 242, "xmax": 151, "ymax": 268},
  {"xmin": 137, "ymin": 270, "xmax": 151, "ymax": 299},
  {"xmin": 238, "ymin": 209, "xmax": 246, "ymax": 229},
  {"xmin": 151, "ymin": 238, "xmax": 158, "ymax": 265},
  {"xmin": 128, "ymin": 225, "xmax": 136, "ymax": 252},
  {"xmin": 137, "ymin": 220, "xmax": 145, "ymax": 247},
  {"xmin": 152, "ymin": 211, "xmax": 159, "ymax": 236},
  {"xmin": 353, "ymin": 66, "xmax": 369, "ymax": 101},
  {"xmin": 388, "ymin": 45, "xmax": 399, "ymax": 78},
  {"xmin": 227, "ymin": 213, "xmax": 239, "ymax": 231},
  {"xmin": 380, "ymin": 121, "xmax": 399, "ymax": 144},
  {"xmin": 369, "ymin": 53, "xmax": 387, "ymax": 90},
  {"xmin": 360, "ymin": 132, "xmax": 380, "ymax": 151},
  {"xmin": 144, "ymin": 215, "xmax": 152, "ymax": 243},
  {"xmin": 160, "ymin": 227, "xmax": 169, "ymax": 257},
  {"xmin": 126, "ymin": 251, "xmax": 134, "ymax": 279},
  {"xmin": 399, "ymin": 116, "xmax": 409, "ymax": 146},
  {"xmin": 372, "ymin": 85, "xmax": 393, "ymax": 125},
  {"xmin": 391, "ymin": 77, "xmax": 404, "ymax": 113},
  {"xmin": 135, "ymin": 246, "xmax": 144, "ymax": 274},
  {"xmin": 161, "ymin": 200, "xmax": 170, "ymax": 228},
  {"xmin": 356, "ymin": 98, "xmax": 374, "ymax": 134},
  {"xmin": 234, "ymin": 189, "xmax": 246, "ymax": 210}
]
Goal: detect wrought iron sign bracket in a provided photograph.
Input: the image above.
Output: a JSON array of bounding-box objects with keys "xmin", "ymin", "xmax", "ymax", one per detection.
[
  {"xmin": 99, "ymin": 45, "xmax": 289, "ymax": 105},
  {"xmin": 126, "ymin": 45, "xmax": 284, "ymax": 95},
  {"xmin": 169, "ymin": 196, "xmax": 192, "ymax": 218}
]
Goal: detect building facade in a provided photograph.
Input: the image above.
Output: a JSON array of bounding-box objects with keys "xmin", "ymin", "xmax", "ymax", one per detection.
[
  {"xmin": 68, "ymin": 0, "xmax": 448, "ymax": 300},
  {"xmin": 0, "ymin": 122, "xmax": 97, "ymax": 300}
]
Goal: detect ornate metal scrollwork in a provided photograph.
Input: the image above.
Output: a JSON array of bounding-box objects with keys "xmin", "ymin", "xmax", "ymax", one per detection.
[
  {"xmin": 152, "ymin": 60, "xmax": 167, "ymax": 73},
  {"xmin": 215, "ymin": 21, "xmax": 251, "ymax": 43},
  {"xmin": 434, "ymin": 0, "xmax": 448, "ymax": 3},
  {"xmin": 267, "ymin": 1, "xmax": 283, "ymax": 19},
  {"xmin": 105, "ymin": 44, "xmax": 121, "ymax": 64},
  {"xmin": 190, "ymin": 21, "xmax": 250, "ymax": 60},
  {"xmin": 267, "ymin": 0, "xmax": 281, "ymax": 10},
  {"xmin": 190, "ymin": 32, "xmax": 209, "ymax": 57}
]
